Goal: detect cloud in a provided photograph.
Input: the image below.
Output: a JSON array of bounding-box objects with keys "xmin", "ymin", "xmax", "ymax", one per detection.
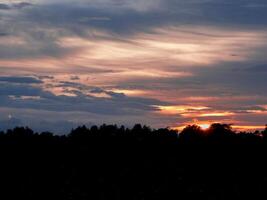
[
  {"xmin": 0, "ymin": 76, "xmax": 43, "ymax": 84},
  {"xmin": 0, "ymin": 83, "xmax": 43, "ymax": 96},
  {"xmin": 0, "ymin": 77, "xmax": 167, "ymax": 116},
  {"xmin": 0, "ymin": 3, "xmax": 10, "ymax": 10},
  {"xmin": 0, "ymin": 0, "xmax": 266, "ymax": 62},
  {"xmin": 12, "ymin": 2, "xmax": 33, "ymax": 9},
  {"xmin": 0, "ymin": 2, "xmax": 33, "ymax": 10}
]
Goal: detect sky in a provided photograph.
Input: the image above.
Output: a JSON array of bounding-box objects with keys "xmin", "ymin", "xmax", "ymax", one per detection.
[{"xmin": 0, "ymin": 0, "xmax": 267, "ymax": 133}]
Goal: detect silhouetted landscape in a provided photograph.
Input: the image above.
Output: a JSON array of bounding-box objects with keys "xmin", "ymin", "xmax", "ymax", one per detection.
[{"xmin": 0, "ymin": 123, "xmax": 267, "ymax": 199}]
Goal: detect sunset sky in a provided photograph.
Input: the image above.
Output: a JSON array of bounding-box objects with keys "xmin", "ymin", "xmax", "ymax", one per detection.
[{"xmin": 0, "ymin": 0, "xmax": 267, "ymax": 133}]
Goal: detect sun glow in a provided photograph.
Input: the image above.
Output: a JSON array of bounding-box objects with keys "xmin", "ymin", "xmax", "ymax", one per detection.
[
  {"xmin": 199, "ymin": 124, "xmax": 210, "ymax": 130},
  {"xmin": 173, "ymin": 121, "xmax": 214, "ymax": 131}
]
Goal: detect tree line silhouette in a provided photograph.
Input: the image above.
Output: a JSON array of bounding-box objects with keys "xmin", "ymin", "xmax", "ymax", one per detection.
[{"xmin": 0, "ymin": 123, "xmax": 267, "ymax": 199}]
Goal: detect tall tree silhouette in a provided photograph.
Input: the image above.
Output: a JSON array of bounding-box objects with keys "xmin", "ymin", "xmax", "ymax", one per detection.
[
  {"xmin": 262, "ymin": 124, "xmax": 267, "ymax": 138},
  {"xmin": 179, "ymin": 124, "xmax": 205, "ymax": 143}
]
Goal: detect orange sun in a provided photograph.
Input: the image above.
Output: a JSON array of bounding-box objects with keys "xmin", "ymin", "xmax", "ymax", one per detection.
[{"xmin": 199, "ymin": 124, "xmax": 210, "ymax": 130}]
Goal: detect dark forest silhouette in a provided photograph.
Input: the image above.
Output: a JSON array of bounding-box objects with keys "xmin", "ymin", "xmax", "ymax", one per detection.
[{"xmin": 0, "ymin": 123, "xmax": 267, "ymax": 199}]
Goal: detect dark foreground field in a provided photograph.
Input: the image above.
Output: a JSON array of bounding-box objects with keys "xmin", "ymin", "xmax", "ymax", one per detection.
[{"xmin": 0, "ymin": 124, "xmax": 267, "ymax": 199}]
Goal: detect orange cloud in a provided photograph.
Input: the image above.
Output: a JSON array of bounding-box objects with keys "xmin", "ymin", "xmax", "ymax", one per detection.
[
  {"xmin": 155, "ymin": 105, "xmax": 210, "ymax": 115},
  {"xmin": 233, "ymin": 125, "xmax": 266, "ymax": 131},
  {"xmin": 199, "ymin": 112, "xmax": 235, "ymax": 117}
]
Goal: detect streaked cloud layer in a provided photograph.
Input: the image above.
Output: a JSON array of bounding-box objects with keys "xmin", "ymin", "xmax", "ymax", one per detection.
[{"xmin": 0, "ymin": 0, "xmax": 267, "ymax": 133}]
